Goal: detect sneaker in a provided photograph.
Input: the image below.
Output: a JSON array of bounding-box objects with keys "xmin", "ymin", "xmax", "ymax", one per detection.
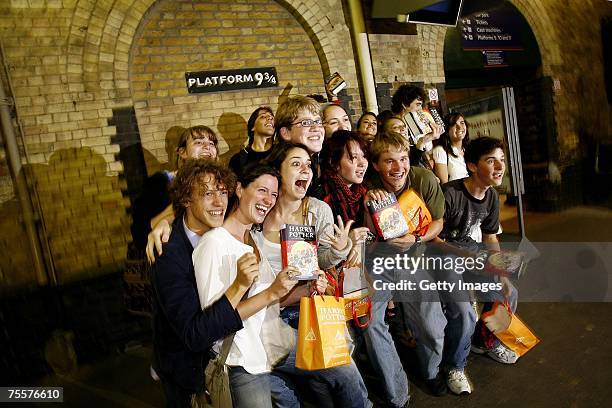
[
  {"xmin": 471, "ymin": 343, "xmax": 519, "ymax": 364},
  {"xmin": 425, "ymin": 374, "xmax": 447, "ymax": 396},
  {"xmin": 446, "ymin": 369, "xmax": 473, "ymax": 395}
]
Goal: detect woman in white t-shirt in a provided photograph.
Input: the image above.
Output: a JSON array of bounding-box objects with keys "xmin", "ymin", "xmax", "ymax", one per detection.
[
  {"xmin": 252, "ymin": 142, "xmax": 371, "ymax": 407},
  {"xmin": 193, "ymin": 164, "xmax": 302, "ymax": 408},
  {"xmin": 432, "ymin": 113, "xmax": 470, "ymax": 184}
]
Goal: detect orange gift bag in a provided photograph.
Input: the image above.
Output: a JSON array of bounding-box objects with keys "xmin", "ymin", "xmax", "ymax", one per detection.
[
  {"xmin": 481, "ymin": 302, "xmax": 540, "ymax": 357},
  {"xmin": 296, "ymin": 295, "xmax": 351, "ymax": 370},
  {"xmin": 397, "ymin": 188, "xmax": 432, "ymax": 237}
]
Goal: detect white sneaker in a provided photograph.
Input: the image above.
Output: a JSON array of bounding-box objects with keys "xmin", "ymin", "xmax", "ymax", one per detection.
[
  {"xmin": 446, "ymin": 369, "xmax": 473, "ymax": 395},
  {"xmin": 472, "ymin": 343, "xmax": 519, "ymax": 364}
]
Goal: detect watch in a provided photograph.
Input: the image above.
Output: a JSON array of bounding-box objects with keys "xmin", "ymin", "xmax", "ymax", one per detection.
[{"xmin": 414, "ymin": 234, "xmax": 422, "ymax": 244}]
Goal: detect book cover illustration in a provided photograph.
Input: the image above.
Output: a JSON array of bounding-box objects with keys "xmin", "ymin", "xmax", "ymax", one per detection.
[
  {"xmin": 397, "ymin": 189, "xmax": 432, "ymax": 236},
  {"xmin": 366, "ymin": 193, "xmax": 409, "ymax": 240},
  {"xmin": 280, "ymin": 224, "xmax": 319, "ymax": 280},
  {"xmin": 403, "ymin": 111, "xmax": 433, "ymax": 139},
  {"xmin": 427, "ymin": 107, "xmax": 445, "ymax": 133}
]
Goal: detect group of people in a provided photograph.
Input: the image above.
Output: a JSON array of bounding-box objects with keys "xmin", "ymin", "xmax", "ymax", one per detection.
[{"xmin": 144, "ymin": 85, "xmax": 518, "ymax": 408}]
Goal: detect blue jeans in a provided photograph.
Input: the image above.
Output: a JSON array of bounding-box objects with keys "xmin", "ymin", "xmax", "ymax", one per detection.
[
  {"xmin": 401, "ymin": 265, "xmax": 477, "ymax": 379},
  {"xmin": 361, "ymin": 267, "xmax": 410, "ymax": 408},
  {"xmin": 229, "ymin": 348, "xmax": 371, "ymax": 408}
]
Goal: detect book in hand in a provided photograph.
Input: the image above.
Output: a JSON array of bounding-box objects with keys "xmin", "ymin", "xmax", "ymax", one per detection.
[
  {"xmin": 280, "ymin": 224, "xmax": 319, "ymax": 280},
  {"xmin": 366, "ymin": 193, "xmax": 409, "ymax": 240},
  {"xmin": 427, "ymin": 107, "xmax": 445, "ymax": 133},
  {"xmin": 403, "ymin": 111, "xmax": 433, "ymax": 140}
]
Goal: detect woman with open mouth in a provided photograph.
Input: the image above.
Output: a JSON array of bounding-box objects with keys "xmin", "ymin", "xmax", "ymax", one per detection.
[
  {"xmin": 245, "ymin": 142, "xmax": 371, "ymax": 407},
  {"xmin": 192, "ymin": 164, "xmax": 304, "ymax": 408}
]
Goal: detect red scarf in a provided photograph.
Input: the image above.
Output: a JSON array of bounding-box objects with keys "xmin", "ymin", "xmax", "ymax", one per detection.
[{"xmin": 323, "ymin": 171, "xmax": 368, "ymax": 226}]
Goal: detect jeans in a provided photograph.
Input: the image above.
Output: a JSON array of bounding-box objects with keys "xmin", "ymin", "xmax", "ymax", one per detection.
[
  {"xmin": 229, "ymin": 365, "xmax": 294, "ymax": 408},
  {"xmin": 228, "ymin": 348, "xmax": 371, "ymax": 408},
  {"xmin": 400, "ymin": 264, "xmax": 477, "ymax": 379},
  {"xmin": 276, "ymin": 349, "xmax": 371, "ymax": 408},
  {"xmin": 361, "ymin": 266, "xmax": 410, "ymax": 408}
]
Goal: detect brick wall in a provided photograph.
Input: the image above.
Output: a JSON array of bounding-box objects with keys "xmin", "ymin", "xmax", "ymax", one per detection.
[
  {"xmin": 2, "ymin": 0, "xmax": 609, "ymax": 283},
  {"xmin": 130, "ymin": 0, "xmax": 328, "ymax": 165},
  {"xmin": 0, "ymin": 0, "xmax": 361, "ymax": 285},
  {"xmin": 368, "ymin": 25, "xmax": 447, "ymax": 112},
  {"xmin": 368, "ymin": 1, "xmax": 612, "ymax": 168}
]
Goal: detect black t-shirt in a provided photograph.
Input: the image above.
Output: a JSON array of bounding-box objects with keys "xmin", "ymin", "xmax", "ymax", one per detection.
[
  {"xmin": 228, "ymin": 146, "xmax": 272, "ymax": 177},
  {"xmin": 440, "ymin": 178, "xmax": 499, "ymax": 245}
]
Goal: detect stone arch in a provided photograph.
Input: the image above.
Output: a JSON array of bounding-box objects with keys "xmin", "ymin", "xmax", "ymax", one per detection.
[
  {"xmin": 67, "ymin": 0, "xmax": 353, "ymax": 104},
  {"xmin": 275, "ymin": 0, "xmax": 331, "ymax": 77},
  {"xmin": 66, "ymin": 0, "xmax": 154, "ymax": 97},
  {"xmin": 509, "ymin": 0, "xmax": 562, "ymax": 74},
  {"xmin": 418, "ymin": 25, "xmax": 448, "ymax": 84}
]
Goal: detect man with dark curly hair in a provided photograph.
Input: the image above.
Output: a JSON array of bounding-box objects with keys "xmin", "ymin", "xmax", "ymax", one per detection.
[{"xmin": 151, "ymin": 160, "xmax": 259, "ymax": 407}]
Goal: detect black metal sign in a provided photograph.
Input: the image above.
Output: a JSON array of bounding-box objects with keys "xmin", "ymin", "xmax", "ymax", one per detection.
[{"xmin": 185, "ymin": 67, "xmax": 278, "ymax": 94}]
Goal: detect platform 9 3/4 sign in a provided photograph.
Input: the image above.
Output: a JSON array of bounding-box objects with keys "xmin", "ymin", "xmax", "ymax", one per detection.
[{"xmin": 185, "ymin": 67, "xmax": 278, "ymax": 94}]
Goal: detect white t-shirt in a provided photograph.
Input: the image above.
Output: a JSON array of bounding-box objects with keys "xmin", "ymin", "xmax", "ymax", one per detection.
[
  {"xmin": 432, "ymin": 145, "xmax": 468, "ymax": 182},
  {"xmin": 192, "ymin": 227, "xmax": 294, "ymax": 374}
]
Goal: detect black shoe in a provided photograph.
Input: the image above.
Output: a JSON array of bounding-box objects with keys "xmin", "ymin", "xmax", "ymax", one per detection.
[{"xmin": 426, "ymin": 374, "xmax": 447, "ymax": 396}]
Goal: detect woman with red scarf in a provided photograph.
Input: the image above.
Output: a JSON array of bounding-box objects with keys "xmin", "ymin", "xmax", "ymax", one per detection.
[
  {"xmin": 320, "ymin": 130, "xmax": 369, "ymax": 224},
  {"xmin": 320, "ymin": 130, "xmax": 371, "ymax": 264}
]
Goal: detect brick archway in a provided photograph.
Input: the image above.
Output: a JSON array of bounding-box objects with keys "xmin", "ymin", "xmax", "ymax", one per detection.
[
  {"xmin": 66, "ymin": 0, "xmax": 355, "ymax": 106},
  {"xmin": 509, "ymin": 0, "xmax": 562, "ymax": 74}
]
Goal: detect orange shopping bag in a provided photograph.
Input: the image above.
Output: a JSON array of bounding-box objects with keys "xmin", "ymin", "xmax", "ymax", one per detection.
[
  {"xmin": 296, "ymin": 295, "xmax": 351, "ymax": 370},
  {"xmin": 482, "ymin": 302, "xmax": 540, "ymax": 357},
  {"xmin": 397, "ymin": 188, "xmax": 432, "ymax": 237}
]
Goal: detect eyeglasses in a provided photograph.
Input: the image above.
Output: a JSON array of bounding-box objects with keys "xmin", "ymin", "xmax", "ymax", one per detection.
[{"xmin": 291, "ymin": 118, "xmax": 323, "ymax": 128}]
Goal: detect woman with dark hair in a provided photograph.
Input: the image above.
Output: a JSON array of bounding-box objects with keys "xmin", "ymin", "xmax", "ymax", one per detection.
[
  {"xmin": 320, "ymin": 130, "xmax": 370, "ymax": 229},
  {"xmin": 381, "ymin": 116, "xmax": 409, "ymax": 139},
  {"xmin": 262, "ymin": 142, "xmax": 354, "ymax": 270},
  {"xmin": 192, "ymin": 163, "xmax": 301, "ymax": 408},
  {"xmin": 432, "ymin": 112, "xmax": 470, "ymax": 184},
  {"xmin": 376, "ymin": 110, "xmax": 394, "ymax": 131},
  {"xmin": 356, "ymin": 111, "xmax": 377, "ymax": 143},
  {"xmin": 251, "ymin": 142, "xmax": 371, "ymax": 407},
  {"xmin": 194, "ymin": 161, "xmax": 370, "ymax": 407}
]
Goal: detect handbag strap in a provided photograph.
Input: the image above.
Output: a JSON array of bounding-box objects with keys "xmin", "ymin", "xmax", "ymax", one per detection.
[
  {"xmin": 218, "ymin": 334, "xmax": 236, "ymax": 365},
  {"xmin": 301, "ymin": 196, "xmax": 310, "ymax": 224}
]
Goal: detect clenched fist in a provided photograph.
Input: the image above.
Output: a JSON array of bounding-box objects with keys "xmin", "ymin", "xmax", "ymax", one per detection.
[{"xmin": 236, "ymin": 252, "xmax": 259, "ymax": 289}]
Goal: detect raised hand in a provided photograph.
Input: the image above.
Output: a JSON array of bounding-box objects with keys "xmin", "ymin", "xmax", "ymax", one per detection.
[
  {"xmin": 236, "ymin": 252, "xmax": 260, "ymax": 289},
  {"xmin": 319, "ymin": 216, "xmax": 354, "ymax": 251}
]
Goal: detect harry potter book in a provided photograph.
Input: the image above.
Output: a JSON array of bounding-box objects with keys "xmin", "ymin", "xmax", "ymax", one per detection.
[
  {"xmin": 280, "ymin": 224, "xmax": 319, "ymax": 280},
  {"xmin": 366, "ymin": 193, "xmax": 409, "ymax": 240}
]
